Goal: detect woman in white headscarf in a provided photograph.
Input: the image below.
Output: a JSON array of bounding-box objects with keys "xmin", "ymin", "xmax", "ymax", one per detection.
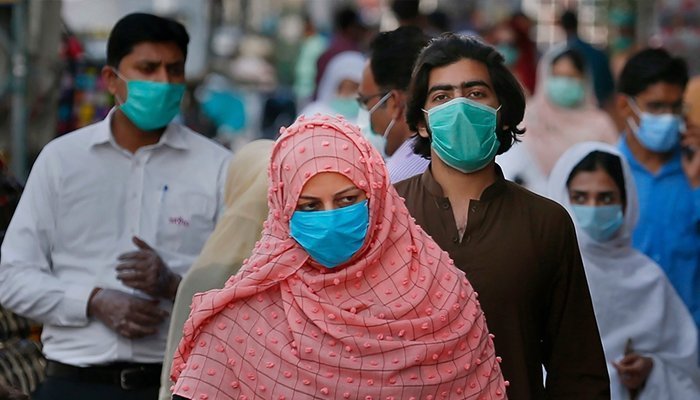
[
  {"xmin": 498, "ymin": 44, "xmax": 617, "ymax": 195},
  {"xmin": 547, "ymin": 141, "xmax": 700, "ymax": 399},
  {"xmin": 300, "ymin": 51, "xmax": 365, "ymax": 122}
]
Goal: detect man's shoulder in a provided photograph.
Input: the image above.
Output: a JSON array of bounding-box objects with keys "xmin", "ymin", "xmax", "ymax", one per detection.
[
  {"xmin": 40, "ymin": 122, "xmax": 104, "ymax": 156},
  {"xmin": 393, "ymin": 173, "xmax": 422, "ymax": 197},
  {"xmin": 505, "ymin": 181, "xmax": 572, "ymax": 224}
]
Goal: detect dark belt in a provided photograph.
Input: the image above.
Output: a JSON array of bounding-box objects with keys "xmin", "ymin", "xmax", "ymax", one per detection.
[{"xmin": 46, "ymin": 360, "xmax": 162, "ymax": 390}]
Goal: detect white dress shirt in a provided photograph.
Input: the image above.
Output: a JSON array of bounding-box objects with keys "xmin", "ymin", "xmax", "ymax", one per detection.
[{"xmin": 0, "ymin": 110, "xmax": 231, "ymax": 366}]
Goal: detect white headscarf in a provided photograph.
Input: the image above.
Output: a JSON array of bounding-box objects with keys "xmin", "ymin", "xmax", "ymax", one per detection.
[
  {"xmin": 547, "ymin": 141, "xmax": 700, "ymax": 399},
  {"xmin": 300, "ymin": 51, "xmax": 365, "ymax": 122}
]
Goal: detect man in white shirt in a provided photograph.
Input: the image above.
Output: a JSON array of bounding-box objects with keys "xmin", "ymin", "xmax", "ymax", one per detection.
[
  {"xmin": 0, "ymin": 13, "xmax": 230, "ymax": 399},
  {"xmin": 357, "ymin": 26, "xmax": 430, "ymax": 183}
]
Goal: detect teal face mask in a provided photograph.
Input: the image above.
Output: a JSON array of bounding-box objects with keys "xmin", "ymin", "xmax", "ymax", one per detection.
[
  {"xmin": 546, "ymin": 76, "xmax": 585, "ymax": 108},
  {"xmin": 571, "ymin": 204, "xmax": 624, "ymax": 242},
  {"xmin": 113, "ymin": 69, "xmax": 186, "ymax": 131},
  {"xmin": 496, "ymin": 44, "xmax": 520, "ymax": 67},
  {"xmin": 423, "ymin": 97, "xmax": 501, "ymax": 173},
  {"xmin": 290, "ymin": 200, "xmax": 369, "ymax": 268},
  {"xmin": 329, "ymin": 97, "xmax": 360, "ymax": 120}
]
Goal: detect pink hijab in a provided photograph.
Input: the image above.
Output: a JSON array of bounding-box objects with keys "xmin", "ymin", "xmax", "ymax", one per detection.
[
  {"xmin": 171, "ymin": 115, "xmax": 506, "ymax": 399},
  {"xmin": 523, "ymin": 44, "xmax": 618, "ymax": 174}
]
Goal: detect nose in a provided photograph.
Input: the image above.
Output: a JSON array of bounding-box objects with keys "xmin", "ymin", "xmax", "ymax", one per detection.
[{"xmin": 153, "ymin": 66, "xmax": 169, "ymax": 83}]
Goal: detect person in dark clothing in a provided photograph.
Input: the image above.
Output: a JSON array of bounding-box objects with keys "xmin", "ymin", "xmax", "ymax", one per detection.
[{"xmin": 394, "ymin": 33, "xmax": 610, "ymax": 399}]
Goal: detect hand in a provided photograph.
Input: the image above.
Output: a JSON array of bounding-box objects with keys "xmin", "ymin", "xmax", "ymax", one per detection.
[
  {"xmin": 681, "ymin": 124, "xmax": 700, "ymax": 188},
  {"xmin": 88, "ymin": 288, "xmax": 169, "ymax": 339},
  {"xmin": 613, "ymin": 352, "xmax": 654, "ymax": 390},
  {"xmin": 116, "ymin": 236, "xmax": 181, "ymax": 300}
]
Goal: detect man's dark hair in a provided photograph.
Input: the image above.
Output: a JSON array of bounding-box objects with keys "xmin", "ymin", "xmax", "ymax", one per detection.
[
  {"xmin": 391, "ymin": 0, "xmax": 420, "ymax": 22},
  {"xmin": 107, "ymin": 13, "xmax": 190, "ymax": 68},
  {"xmin": 406, "ymin": 33, "xmax": 526, "ymax": 158},
  {"xmin": 618, "ymin": 48, "xmax": 688, "ymax": 97},
  {"xmin": 560, "ymin": 9, "xmax": 578, "ymax": 33},
  {"xmin": 552, "ymin": 48, "xmax": 586, "ymax": 75},
  {"xmin": 369, "ymin": 27, "xmax": 429, "ymax": 92},
  {"xmin": 334, "ymin": 6, "xmax": 362, "ymax": 32},
  {"xmin": 567, "ymin": 151, "xmax": 627, "ymax": 206}
]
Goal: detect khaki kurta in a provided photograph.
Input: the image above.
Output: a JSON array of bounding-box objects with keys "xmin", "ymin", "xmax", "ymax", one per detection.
[{"xmin": 395, "ymin": 165, "xmax": 610, "ymax": 399}]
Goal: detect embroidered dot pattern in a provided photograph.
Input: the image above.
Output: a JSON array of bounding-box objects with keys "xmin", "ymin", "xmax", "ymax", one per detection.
[{"xmin": 171, "ymin": 115, "xmax": 505, "ymax": 399}]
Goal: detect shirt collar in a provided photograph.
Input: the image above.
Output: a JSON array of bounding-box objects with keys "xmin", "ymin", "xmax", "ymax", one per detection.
[
  {"xmin": 618, "ymin": 135, "xmax": 682, "ymax": 176},
  {"xmin": 90, "ymin": 108, "xmax": 189, "ymax": 151},
  {"xmin": 420, "ymin": 163, "xmax": 507, "ymax": 201}
]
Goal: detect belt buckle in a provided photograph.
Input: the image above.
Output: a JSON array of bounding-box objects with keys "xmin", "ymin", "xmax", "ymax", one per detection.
[{"xmin": 120, "ymin": 367, "xmax": 144, "ymax": 390}]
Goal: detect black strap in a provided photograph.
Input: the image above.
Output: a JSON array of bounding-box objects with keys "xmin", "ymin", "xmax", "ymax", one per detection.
[{"xmin": 45, "ymin": 360, "xmax": 161, "ymax": 390}]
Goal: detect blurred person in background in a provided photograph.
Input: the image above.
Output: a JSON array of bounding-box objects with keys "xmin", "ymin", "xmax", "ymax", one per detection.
[
  {"xmin": 314, "ymin": 6, "xmax": 366, "ymax": 98},
  {"xmin": 0, "ymin": 14, "xmax": 230, "ymax": 400},
  {"xmin": 301, "ymin": 51, "xmax": 365, "ymax": 122},
  {"xmin": 499, "ymin": 46, "xmax": 617, "ymax": 194},
  {"xmin": 549, "ymin": 142, "xmax": 700, "ymax": 399},
  {"xmin": 616, "ymin": 48, "xmax": 700, "ymax": 352},
  {"xmin": 508, "ymin": 12, "xmax": 538, "ymax": 95},
  {"xmin": 560, "ymin": 9, "xmax": 615, "ymax": 109},
  {"xmin": 159, "ymin": 140, "xmax": 272, "ymax": 400},
  {"xmin": 395, "ymin": 34, "xmax": 609, "ymax": 398},
  {"xmin": 358, "ymin": 27, "xmax": 430, "ymax": 183},
  {"xmin": 293, "ymin": 14, "xmax": 328, "ymax": 108}
]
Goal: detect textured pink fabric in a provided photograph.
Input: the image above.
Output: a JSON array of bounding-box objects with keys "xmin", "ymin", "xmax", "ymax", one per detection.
[{"xmin": 171, "ymin": 115, "xmax": 507, "ymax": 399}]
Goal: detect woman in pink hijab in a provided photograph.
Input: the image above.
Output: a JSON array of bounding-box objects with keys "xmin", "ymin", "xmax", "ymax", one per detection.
[{"xmin": 170, "ymin": 115, "xmax": 507, "ymax": 399}]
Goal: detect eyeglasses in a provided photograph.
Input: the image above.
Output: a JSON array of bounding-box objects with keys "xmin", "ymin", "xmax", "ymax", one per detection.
[
  {"xmin": 356, "ymin": 92, "xmax": 389, "ymax": 110},
  {"xmin": 629, "ymin": 97, "xmax": 687, "ymax": 116}
]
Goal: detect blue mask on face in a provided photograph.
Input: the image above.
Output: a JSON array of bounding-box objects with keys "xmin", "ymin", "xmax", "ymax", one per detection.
[
  {"xmin": 290, "ymin": 200, "xmax": 369, "ymax": 268},
  {"xmin": 114, "ymin": 69, "xmax": 186, "ymax": 131},
  {"xmin": 571, "ymin": 204, "xmax": 624, "ymax": 242},
  {"xmin": 423, "ymin": 97, "xmax": 501, "ymax": 173},
  {"xmin": 627, "ymin": 98, "xmax": 684, "ymax": 153}
]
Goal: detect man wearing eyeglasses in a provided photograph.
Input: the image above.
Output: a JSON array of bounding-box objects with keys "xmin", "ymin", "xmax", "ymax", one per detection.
[
  {"xmin": 357, "ymin": 27, "xmax": 430, "ymax": 183},
  {"xmin": 617, "ymin": 48, "xmax": 700, "ymax": 352}
]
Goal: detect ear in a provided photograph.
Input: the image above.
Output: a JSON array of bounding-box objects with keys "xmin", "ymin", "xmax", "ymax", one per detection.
[
  {"xmin": 616, "ymin": 93, "xmax": 634, "ymax": 120},
  {"xmin": 417, "ymin": 120, "xmax": 430, "ymax": 138},
  {"xmin": 102, "ymin": 65, "xmax": 119, "ymax": 96},
  {"xmin": 389, "ymin": 90, "xmax": 405, "ymax": 120}
]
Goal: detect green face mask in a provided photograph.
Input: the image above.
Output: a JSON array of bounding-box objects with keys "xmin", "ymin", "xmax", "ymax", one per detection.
[
  {"xmin": 496, "ymin": 44, "xmax": 520, "ymax": 67},
  {"xmin": 546, "ymin": 76, "xmax": 585, "ymax": 108},
  {"xmin": 329, "ymin": 97, "xmax": 360, "ymax": 120},
  {"xmin": 113, "ymin": 69, "xmax": 186, "ymax": 131},
  {"xmin": 423, "ymin": 97, "xmax": 501, "ymax": 173}
]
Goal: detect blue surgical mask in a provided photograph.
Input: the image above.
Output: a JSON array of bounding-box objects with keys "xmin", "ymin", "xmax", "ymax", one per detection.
[
  {"xmin": 113, "ymin": 69, "xmax": 186, "ymax": 131},
  {"xmin": 329, "ymin": 97, "xmax": 360, "ymax": 120},
  {"xmin": 546, "ymin": 76, "xmax": 585, "ymax": 108},
  {"xmin": 571, "ymin": 204, "xmax": 624, "ymax": 242},
  {"xmin": 627, "ymin": 98, "xmax": 684, "ymax": 153},
  {"xmin": 290, "ymin": 200, "xmax": 369, "ymax": 268},
  {"xmin": 423, "ymin": 97, "xmax": 501, "ymax": 173}
]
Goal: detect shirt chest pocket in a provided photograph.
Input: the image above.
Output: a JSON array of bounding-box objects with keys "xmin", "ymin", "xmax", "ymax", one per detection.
[{"xmin": 155, "ymin": 186, "xmax": 216, "ymax": 256}]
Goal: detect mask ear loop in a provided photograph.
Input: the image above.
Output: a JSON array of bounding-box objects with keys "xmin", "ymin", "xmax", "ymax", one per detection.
[{"xmin": 110, "ymin": 67, "xmax": 133, "ymax": 106}]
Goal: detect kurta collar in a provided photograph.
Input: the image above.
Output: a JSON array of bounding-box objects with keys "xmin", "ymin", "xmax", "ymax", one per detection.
[{"xmin": 420, "ymin": 163, "xmax": 507, "ymax": 201}]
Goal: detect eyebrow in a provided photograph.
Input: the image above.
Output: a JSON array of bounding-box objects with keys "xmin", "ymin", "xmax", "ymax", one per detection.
[
  {"xmin": 297, "ymin": 186, "xmax": 360, "ymax": 201},
  {"xmin": 427, "ymin": 80, "xmax": 492, "ymax": 95}
]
